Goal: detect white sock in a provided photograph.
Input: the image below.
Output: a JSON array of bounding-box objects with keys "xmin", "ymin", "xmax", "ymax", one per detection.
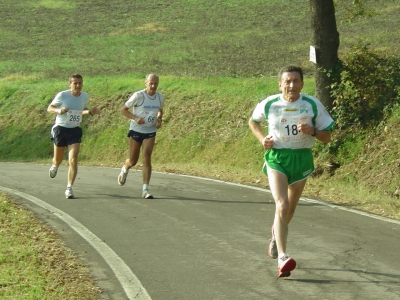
[
  {"xmin": 279, "ymin": 253, "xmax": 287, "ymax": 261},
  {"xmin": 67, "ymin": 184, "xmax": 72, "ymax": 188},
  {"xmin": 143, "ymin": 184, "xmax": 149, "ymax": 191}
]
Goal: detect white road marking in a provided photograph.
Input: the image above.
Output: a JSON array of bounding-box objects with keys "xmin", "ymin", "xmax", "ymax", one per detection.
[
  {"xmin": 165, "ymin": 172, "xmax": 400, "ymax": 226},
  {"xmin": 0, "ymin": 186, "xmax": 152, "ymax": 300}
]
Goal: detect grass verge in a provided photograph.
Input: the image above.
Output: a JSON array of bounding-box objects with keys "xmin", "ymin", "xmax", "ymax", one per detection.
[{"xmin": 0, "ymin": 192, "xmax": 102, "ymax": 299}]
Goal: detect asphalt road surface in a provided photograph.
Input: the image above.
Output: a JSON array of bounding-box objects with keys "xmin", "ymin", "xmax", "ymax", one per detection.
[{"xmin": 1, "ymin": 162, "xmax": 400, "ymax": 300}]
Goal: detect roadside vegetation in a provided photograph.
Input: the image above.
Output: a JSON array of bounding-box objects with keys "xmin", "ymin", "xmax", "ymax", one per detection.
[
  {"xmin": 0, "ymin": 0, "xmax": 399, "ymax": 298},
  {"xmin": 0, "ymin": 192, "xmax": 101, "ymax": 299}
]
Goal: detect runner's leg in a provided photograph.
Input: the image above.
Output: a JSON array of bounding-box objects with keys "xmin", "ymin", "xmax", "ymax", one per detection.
[
  {"xmin": 267, "ymin": 168, "xmax": 290, "ymax": 256},
  {"xmin": 67, "ymin": 143, "xmax": 80, "ymax": 186},
  {"xmin": 287, "ymin": 179, "xmax": 307, "ymax": 223},
  {"xmin": 53, "ymin": 145, "xmax": 65, "ymax": 165},
  {"xmin": 141, "ymin": 136, "xmax": 155, "ymax": 185},
  {"xmin": 125, "ymin": 137, "xmax": 141, "ymax": 170}
]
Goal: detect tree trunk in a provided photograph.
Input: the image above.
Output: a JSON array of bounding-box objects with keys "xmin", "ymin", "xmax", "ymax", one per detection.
[{"xmin": 310, "ymin": 0, "xmax": 340, "ymax": 109}]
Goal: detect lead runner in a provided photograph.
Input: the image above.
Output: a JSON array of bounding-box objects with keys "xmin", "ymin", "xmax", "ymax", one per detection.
[{"xmin": 248, "ymin": 65, "xmax": 334, "ymax": 277}]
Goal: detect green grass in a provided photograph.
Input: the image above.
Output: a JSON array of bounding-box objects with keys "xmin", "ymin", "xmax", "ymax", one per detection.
[{"xmin": 1, "ymin": 1, "xmax": 399, "ymax": 79}]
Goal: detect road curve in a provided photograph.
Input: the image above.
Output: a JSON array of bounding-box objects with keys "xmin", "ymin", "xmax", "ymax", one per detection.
[{"xmin": 1, "ymin": 162, "xmax": 399, "ymax": 300}]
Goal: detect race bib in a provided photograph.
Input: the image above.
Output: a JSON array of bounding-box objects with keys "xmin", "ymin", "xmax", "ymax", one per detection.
[
  {"xmin": 278, "ymin": 109, "xmax": 308, "ymax": 143},
  {"xmin": 142, "ymin": 111, "xmax": 157, "ymax": 127},
  {"xmin": 66, "ymin": 110, "xmax": 83, "ymax": 125}
]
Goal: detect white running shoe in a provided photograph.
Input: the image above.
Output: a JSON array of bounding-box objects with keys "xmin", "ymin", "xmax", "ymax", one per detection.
[
  {"xmin": 49, "ymin": 164, "xmax": 58, "ymax": 178},
  {"xmin": 142, "ymin": 189, "xmax": 154, "ymax": 199},
  {"xmin": 65, "ymin": 187, "xmax": 74, "ymax": 199},
  {"xmin": 117, "ymin": 166, "xmax": 128, "ymax": 186},
  {"xmin": 268, "ymin": 225, "xmax": 278, "ymax": 259}
]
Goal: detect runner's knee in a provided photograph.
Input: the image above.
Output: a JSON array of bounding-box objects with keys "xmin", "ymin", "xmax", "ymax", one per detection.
[
  {"xmin": 275, "ymin": 200, "xmax": 290, "ymax": 220},
  {"xmin": 68, "ymin": 155, "xmax": 78, "ymax": 165},
  {"xmin": 126, "ymin": 158, "xmax": 138, "ymax": 168}
]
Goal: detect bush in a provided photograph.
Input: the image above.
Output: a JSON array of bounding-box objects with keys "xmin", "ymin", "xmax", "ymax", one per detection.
[
  {"xmin": 313, "ymin": 44, "xmax": 400, "ymax": 168},
  {"xmin": 329, "ymin": 43, "xmax": 400, "ymax": 130}
]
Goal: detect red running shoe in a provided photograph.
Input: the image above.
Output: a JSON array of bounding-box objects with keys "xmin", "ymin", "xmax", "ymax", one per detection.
[{"xmin": 278, "ymin": 256, "xmax": 296, "ymax": 277}]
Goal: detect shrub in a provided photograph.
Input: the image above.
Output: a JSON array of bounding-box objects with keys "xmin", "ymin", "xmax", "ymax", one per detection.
[{"xmin": 329, "ymin": 43, "xmax": 400, "ymax": 130}]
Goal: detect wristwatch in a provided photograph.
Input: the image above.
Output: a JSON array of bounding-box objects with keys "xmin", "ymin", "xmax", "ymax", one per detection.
[{"xmin": 311, "ymin": 128, "xmax": 318, "ymax": 136}]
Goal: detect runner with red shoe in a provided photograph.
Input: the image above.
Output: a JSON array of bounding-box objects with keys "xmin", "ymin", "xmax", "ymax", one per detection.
[{"xmin": 248, "ymin": 65, "xmax": 334, "ymax": 277}]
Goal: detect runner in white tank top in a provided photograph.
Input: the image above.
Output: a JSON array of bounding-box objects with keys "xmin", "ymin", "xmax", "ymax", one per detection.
[
  {"xmin": 125, "ymin": 88, "xmax": 164, "ymax": 134},
  {"xmin": 117, "ymin": 74, "xmax": 165, "ymax": 199}
]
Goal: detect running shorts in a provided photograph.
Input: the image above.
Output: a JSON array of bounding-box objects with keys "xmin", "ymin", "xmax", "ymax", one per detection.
[
  {"xmin": 127, "ymin": 130, "xmax": 156, "ymax": 144},
  {"xmin": 51, "ymin": 125, "xmax": 83, "ymax": 147},
  {"xmin": 263, "ymin": 148, "xmax": 314, "ymax": 185}
]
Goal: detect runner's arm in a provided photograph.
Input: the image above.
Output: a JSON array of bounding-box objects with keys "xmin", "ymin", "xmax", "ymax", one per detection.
[
  {"xmin": 121, "ymin": 105, "xmax": 145, "ymax": 124},
  {"xmin": 313, "ymin": 129, "xmax": 331, "ymax": 143},
  {"xmin": 47, "ymin": 104, "xmax": 66, "ymax": 114},
  {"xmin": 248, "ymin": 118, "xmax": 265, "ymax": 144},
  {"xmin": 156, "ymin": 109, "xmax": 163, "ymax": 129}
]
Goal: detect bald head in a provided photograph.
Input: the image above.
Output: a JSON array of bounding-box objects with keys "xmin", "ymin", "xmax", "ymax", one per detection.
[
  {"xmin": 146, "ymin": 74, "xmax": 159, "ymax": 82},
  {"xmin": 145, "ymin": 74, "xmax": 159, "ymax": 96}
]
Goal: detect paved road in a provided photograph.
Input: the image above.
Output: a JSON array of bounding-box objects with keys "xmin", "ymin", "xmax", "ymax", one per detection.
[{"xmin": 1, "ymin": 162, "xmax": 400, "ymax": 300}]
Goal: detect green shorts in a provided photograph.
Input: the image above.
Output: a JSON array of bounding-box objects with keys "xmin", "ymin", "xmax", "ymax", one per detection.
[{"xmin": 262, "ymin": 148, "xmax": 314, "ymax": 185}]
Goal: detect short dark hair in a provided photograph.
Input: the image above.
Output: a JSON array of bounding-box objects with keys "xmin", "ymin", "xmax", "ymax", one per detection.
[
  {"xmin": 69, "ymin": 74, "xmax": 83, "ymax": 82},
  {"xmin": 278, "ymin": 65, "xmax": 303, "ymax": 82}
]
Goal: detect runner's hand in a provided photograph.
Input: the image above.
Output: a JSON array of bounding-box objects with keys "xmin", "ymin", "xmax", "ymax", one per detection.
[
  {"xmin": 91, "ymin": 107, "xmax": 101, "ymax": 115},
  {"xmin": 262, "ymin": 135, "xmax": 274, "ymax": 150},
  {"xmin": 297, "ymin": 123, "xmax": 313, "ymax": 135}
]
